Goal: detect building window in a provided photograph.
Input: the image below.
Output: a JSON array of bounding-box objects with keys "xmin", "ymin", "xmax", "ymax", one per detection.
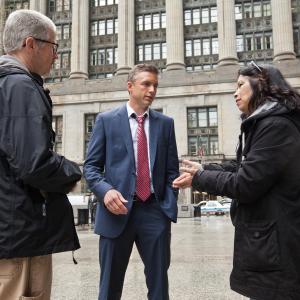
[
  {"xmin": 185, "ymin": 10, "xmax": 192, "ymax": 26},
  {"xmin": 51, "ymin": 52, "xmax": 70, "ymax": 70},
  {"xmin": 236, "ymin": 33, "xmax": 273, "ymax": 52},
  {"xmin": 184, "ymin": 6, "xmax": 217, "ymax": 25},
  {"xmin": 185, "ymin": 38, "xmax": 218, "ymax": 57},
  {"xmin": 52, "ymin": 116, "xmax": 63, "ymax": 154},
  {"xmin": 61, "ymin": 52, "xmax": 70, "ymax": 68},
  {"xmin": 253, "ymin": 3, "xmax": 262, "ymax": 18},
  {"xmin": 90, "ymin": 50, "xmax": 97, "ymax": 66},
  {"xmin": 48, "ymin": 0, "xmax": 71, "ymax": 12},
  {"xmin": 202, "ymin": 8, "xmax": 209, "ymax": 24},
  {"xmin": 263, "ymin": 3, "xmax": 271, "ymax": 16},
  {"xmin": 84, "ymin": 114, "xmax": 97, "ymax": 157},
  {"xmin": 235, "ymin": 1, "xmax": 271, "ymax": 19},
  {"xmin": 236, "ymin": 35, "xmax": 244, "ymax": 52},
  {"xmin": 187, "ymin": 107, "xmax": 218, "ymax": 156},
  {"xmin": 63, "ymin": 24, "xmax": 70, "ymax": 39},
  {"xmin": 137, "ymin": 43, "xmax": 167, "ymax": 61},
  {"xmin": 56, "ymin": 24, "xmax": 71, "ymax": 40},
  {"xmin": 89, "ymin": 48, "xmax": 118, "ymax": 66},
  {"xmin": 235, "ymin": 4, "xmax": 242, "ymax": 20},
  {"xmin": 136, "ymin": 12, "xmax": 166, "ymax": 31},
  {"xmin": 92, "ymin": 0, "xmax": 118, "ymax": 6},
  {"xmin": 185, "ymin": 40, "xmax": 192, "ymax": 57},
  {"xmin": 91, "ymin": 21, "xmax": 98, "ymax": 36},
  {"xmin": 264, "ymin": 34, "xmax": 272, "ymax": 49},
  {"xmin": 211, "ymin": 7, "xmax": 217, "ymax": 23},
  {"xmin": 211, "ymin": 38, "xmax": 219, "ymax": 54},
  {"xmin": 91, "ymin": 18, "xmax": 118, "ymax": 36},
  {"xmin": 203, "ymin": 39, "xmax": 210, "ymax": 55}
]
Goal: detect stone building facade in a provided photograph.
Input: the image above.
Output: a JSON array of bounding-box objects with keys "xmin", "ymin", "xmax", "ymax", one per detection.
[{"xmin": 1, "ymin": 0, "xmax": 300, "ymax": 215}]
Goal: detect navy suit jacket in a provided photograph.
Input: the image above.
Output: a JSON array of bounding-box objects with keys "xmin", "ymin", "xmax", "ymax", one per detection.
[{"xmin": 84, "ymin": 105, "xmax": 179, "ymax": 238}]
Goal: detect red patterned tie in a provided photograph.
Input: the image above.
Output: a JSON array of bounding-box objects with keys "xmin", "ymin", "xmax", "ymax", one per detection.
[{"xmin": 135, "ymin": 114, "xmax": 151, "ymax": 201}]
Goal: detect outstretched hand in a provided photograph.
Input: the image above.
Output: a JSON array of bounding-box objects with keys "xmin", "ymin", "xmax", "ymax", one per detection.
[
  {"xmin": 179, "ymin": 159, "xmax": 203, "ymax": 176},
  {"xmin": 172, "ymin": 160, "xmax": 203, "ymax": 189}
]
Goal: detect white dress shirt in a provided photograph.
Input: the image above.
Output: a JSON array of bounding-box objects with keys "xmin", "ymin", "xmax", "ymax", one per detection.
[{"xmin": 126, "ymin": 102, "xmax": 154, "ymax": 192}]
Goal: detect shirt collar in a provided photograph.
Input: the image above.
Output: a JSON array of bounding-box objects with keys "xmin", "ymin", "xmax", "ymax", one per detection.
[{"xmin": 126, "ymin": 102, "xmax": 149, "ymax": 119}]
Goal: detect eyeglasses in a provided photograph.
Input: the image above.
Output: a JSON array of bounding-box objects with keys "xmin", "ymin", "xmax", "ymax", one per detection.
[
  {"xmin": 34, "ymin": 38, "xmax": 59, "ymax": 54},
  {"xmin": 250, "ymin": 60, "xmax": 262, "ymax": 73}
]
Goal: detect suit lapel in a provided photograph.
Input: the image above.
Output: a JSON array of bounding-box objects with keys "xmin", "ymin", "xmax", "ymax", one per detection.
[
  {"xmin": 118, "ymin": 105, "xmax": 135, "ymax": 169},
  {"xmin": 149, "ymin": 109, "xmax": 159, "ymax": 172}
]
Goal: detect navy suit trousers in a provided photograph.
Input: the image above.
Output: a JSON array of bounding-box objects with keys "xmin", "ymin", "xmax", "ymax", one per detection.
[{"xmin": 98, "ymin": 199, "xmax": 171, "ymax": 300}]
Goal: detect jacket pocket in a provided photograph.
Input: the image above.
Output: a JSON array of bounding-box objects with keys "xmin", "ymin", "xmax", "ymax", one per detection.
[{"xmin": 234, "ymin": 221, "xmax": 281, "ymax": 271}]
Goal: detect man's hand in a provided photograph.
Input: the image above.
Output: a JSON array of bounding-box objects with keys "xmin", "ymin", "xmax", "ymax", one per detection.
[
  {"xmin": 104, "ymin": 189, "xmax": 128, "ymax": 215},
  {"xmin": 172, "ymin": 172, "xmax": 193, "ymax": 189},
  {"xmin": 179, "ymin": 159, "xmax": 203, "ymax": 176}
]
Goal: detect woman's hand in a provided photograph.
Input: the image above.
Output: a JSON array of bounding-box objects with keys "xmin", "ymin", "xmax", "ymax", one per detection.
[
  {"xmin": 172, "ymin": 160, "xmax": 203, "ymax": 189},
  {"xmin": 179, "ymin": 159, "xmax": 203, "ymax": 176}
]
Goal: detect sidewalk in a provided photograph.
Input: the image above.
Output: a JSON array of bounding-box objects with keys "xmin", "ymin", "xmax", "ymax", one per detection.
[{"xmin": 52, "ymin": 217, "xmax": 248, "ymax": 300}]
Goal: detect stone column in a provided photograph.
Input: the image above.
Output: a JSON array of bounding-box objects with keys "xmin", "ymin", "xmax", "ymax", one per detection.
[
  {"xmin": 0, "ymin": 0, "xmax": 5, "ymax": 55},
  {"xmin": 216, "ymin": 0, "xmax": 238, "ymax": 66},
  {"xmin": 116, "ymin": 0, "xmax": 135, "ymax": 75},
  {"xmin": 271, "ymin": 0, "xmax": 296, "ymax": 61},
  {"xmin": 165, "ymin": 0, "xmax": 185, "ymax": 70},
  {"xmin": 70, "ymin": 0, "xmax": 89, "ymax": 79},
  {"xmin": 30, "ymin": 0, "xmax": 47, "ymax": 14}
]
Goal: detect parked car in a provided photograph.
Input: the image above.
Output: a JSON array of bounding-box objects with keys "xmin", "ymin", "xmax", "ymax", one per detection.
[
  {"xmin": 220, "ymin": 198, "xmax": 232, "ymax": 205},
  {"xmin": 219, "ymin": 198, "xmax": 232, "ymax": 214},
  {"xmin": 201, "ymin": 200, "xmax": 227, "ymax": 216}
]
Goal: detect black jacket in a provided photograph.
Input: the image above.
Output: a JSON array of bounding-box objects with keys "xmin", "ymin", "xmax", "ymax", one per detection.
[
  {"xmin": 193, "ymin": 102, "xmax": 300, "ymax": 299},
  {"xmin": 0, "ymin": 55, "xmax": 81, "ymax": 259}
]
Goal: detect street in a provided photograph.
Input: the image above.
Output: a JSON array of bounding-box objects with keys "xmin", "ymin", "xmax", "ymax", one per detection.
[{"xmin": 52, "ymin": 216, "xmax": 248, "ymax": 300}]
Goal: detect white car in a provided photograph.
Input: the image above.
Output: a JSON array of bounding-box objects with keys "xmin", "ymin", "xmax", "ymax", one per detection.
[{"xmin": 201, "ymin": 200, "xmax": 227, "ymax": 216}]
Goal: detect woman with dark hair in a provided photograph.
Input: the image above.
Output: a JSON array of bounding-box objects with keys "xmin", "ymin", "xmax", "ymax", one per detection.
[{"xmin": 173, "ymin": 63, "xmax": 300, "ymax": 300}]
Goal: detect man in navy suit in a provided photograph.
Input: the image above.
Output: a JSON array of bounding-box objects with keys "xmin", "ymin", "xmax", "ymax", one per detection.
[{"xmin": 84, "ymin": 64, "xmax": 179, "ymax": 300}]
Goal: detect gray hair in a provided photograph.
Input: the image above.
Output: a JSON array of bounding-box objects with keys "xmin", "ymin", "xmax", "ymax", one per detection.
[
  {"xmin": 128, "ymin": 64, "xmax": 159, "ymax": 82},
  {"xmin": 3, "ymin": 9, "xmax": 56, "ymax": 53}
]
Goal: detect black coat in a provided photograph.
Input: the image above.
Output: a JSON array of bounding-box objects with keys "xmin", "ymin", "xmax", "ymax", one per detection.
[
  {"xmin": 0, "ymin": 61, "xmax": 81, "ymax": 259},
  {"xmin": 193, "ymin": 103, "xmax": 300, "ymax": 300}
]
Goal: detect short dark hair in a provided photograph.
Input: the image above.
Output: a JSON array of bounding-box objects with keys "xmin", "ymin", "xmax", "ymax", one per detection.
[
  {"xmin": 238, "ymin": 64, "xmax": 300, "ymax": 114},
  {"xmin": 128, "ymin": 64, "xmax": 159, "ymax": 82}
]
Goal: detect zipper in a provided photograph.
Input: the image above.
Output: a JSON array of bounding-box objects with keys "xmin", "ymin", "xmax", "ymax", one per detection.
[{"xmin": 42, "ymin": 200, "xmax": 47, "ymax": 217}]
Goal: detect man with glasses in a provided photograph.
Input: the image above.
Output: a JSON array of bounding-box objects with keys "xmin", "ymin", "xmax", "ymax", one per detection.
[{"xmin": 0, "ymin": 10, "xmax": 81, "ymax": 300}]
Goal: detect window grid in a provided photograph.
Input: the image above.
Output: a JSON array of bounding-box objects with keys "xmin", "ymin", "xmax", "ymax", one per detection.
[
  {"xmin": 52, "ymin": 116, "xmax": 63, "ymax": 154},
  {"xmin": 137, "ymin": 43, "xmax": 167, "ymax": 62},
  {"xmin": 48, "ymin": 0, "xmax": 71, "ymax": 13},
  {"xmin": 90, "ymin": 18, "xmax": 118, "ymax": 36},
  {"xmin": 187, "ymin": 107, "xmax": 218, "ymax": 156},
  {"xmin": 235, "ymin": 1, "xmax": 271, "ymax": 20},
  {"xmin": 236, "ymin": 33, "xmax": 273, "ymax": 52},
  {"xmin": 185, "ymin": 38, "xmax": 218, "ymax": 57},
  {"xmin": 136, "ymin": 12, "xmax": 166, "ymax": 31},
  {"xmin": 184, "ymin": 6, "xmax": 218, "ymax": 25},
  {"xmin": 91, "ymin": 0, "xmax": 118, "ymax": 7},
  {"xmin": 84, "ymin": 114, "xmax": 97, "ymax": 157},
  {"xmin": 89, "ymin": 48, "xmax": 118, "ymax": 66}
]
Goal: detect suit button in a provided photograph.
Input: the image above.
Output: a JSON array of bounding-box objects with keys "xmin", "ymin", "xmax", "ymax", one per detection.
[{"xmin": 253, "ymin": 231, "xmax": 260, "ymax": 238}]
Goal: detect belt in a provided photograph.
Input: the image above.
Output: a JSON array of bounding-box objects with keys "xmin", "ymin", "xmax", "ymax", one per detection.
[{"xmin": 132, "ymin": 193, "xmax": 156, "ymax": 203}]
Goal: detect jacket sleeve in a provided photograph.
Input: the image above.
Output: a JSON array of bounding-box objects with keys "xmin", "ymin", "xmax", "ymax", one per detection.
[
  {"xmin": 0, "ymin": 80, "xmax": 81, "ymax": 194},
  {"xmin": 192, "ymin": 118, "xmax": 299, "ymax": 203},
  {"xmin": 83, "ymin": 114, "xmax": 113, "ymax": 200},
  {"xmin": 164, "ymin": 119, "xmax": 179, "ymax": 200},
  {"xmin": 203, "ymin": 160, "xmax": 237, "ymax": 172}
]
